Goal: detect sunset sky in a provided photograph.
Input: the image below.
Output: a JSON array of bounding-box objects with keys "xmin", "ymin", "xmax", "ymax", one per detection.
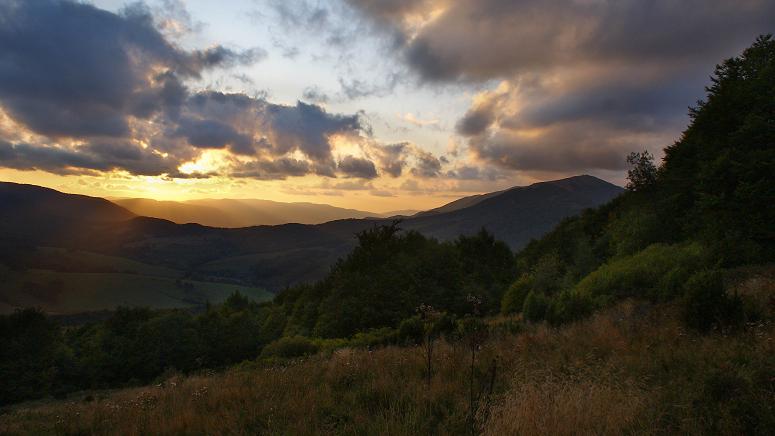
[{"xmin": 0, "ymin": 0, "xmax": 772, "ymax": 212}]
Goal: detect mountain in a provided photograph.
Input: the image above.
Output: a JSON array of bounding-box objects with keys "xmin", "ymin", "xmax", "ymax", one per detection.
[
  {"xmin": 0, "ymin": 182, "xmax": 135, "ymax": 247},
  {"xmin": 0, "ymin": 175, "xmax": 623, "ymax": 297},
  {"xmin": 403, "ymin": 175, "xmax": 623, "ymax": 249},
  {"xmin": 112, "ymin": 197, "xmax": 387, "ymax": 227}
]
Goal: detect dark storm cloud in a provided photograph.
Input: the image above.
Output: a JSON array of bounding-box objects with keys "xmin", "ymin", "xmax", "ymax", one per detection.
[
  {"xmin": 181, "ymin": 91, "xmax": 368, "ymax": 178},
  {"xmin": 468, "ymin": 121, "xmax": 638, "ymax": 173},
  {"xmin": 347, "ymin": 0, "xmax": 775, "ymax": 175},
  {"xmin": 0, "ymin": 0, "xmax": 374, "ymax": 180},
  {"xmin": 264, "ymin": 101, "xmax": 361, "ymax": 161},
  {"xmin": 231, "ymin": 158, "xmax": 312, "ymax": 180},
  {"xmin": 338, "ymin": 156, "xmax": 378, "ymax": 179},
  {"xmin": 0, "ymin": 140, "xmax": 176, "ymax": 176},
  {"xmin": 373, "ymin": 142, "xmax": 408, "ymax": 177},
  {"xmin": 456, "ymin": 104, "xmax": 498, "ymax": 137},
  {"xmin": 0, "ymin": 0, "xmax": 259, "ymax": 139},
  {"xmin": 175, "ymin": 118, "xmax": 255, "ymax": 155},
  {"xmin": 350, "ymin": 0, "xmax": 775, "ymax": 82},
  {"xmin": 411, "ymin": 150, "xmax": 441, "ymax": 178}
]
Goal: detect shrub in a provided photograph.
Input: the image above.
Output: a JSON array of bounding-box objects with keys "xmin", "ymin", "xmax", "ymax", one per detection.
[
  {"xmin": 260, "ymin": 336, "xmax": 318, "ymax": 359},
  {"xmin": 397, "ymin": 316, "xmax": 424, "ymax": 345},
  {"xmin": 574, "ymin": 243, "xmax": 709, "ymax": 302},
  {"xmin": 681, "ymin": 270, "xmax": 743, "ymax": 332},
  {"xmin": 546, "ymin": 290, "xmax": 594, "ymax": 326},
  {"xmin": 522, "ymin": 291, "xmax": 549, "ymax": 323},
  {"xmin": 351, "ymin": 327, "xmax": 396, "ymax": 347},
  {"xmin": 501, "ymin": 274, "xmax": 533, "ymax": 315}
]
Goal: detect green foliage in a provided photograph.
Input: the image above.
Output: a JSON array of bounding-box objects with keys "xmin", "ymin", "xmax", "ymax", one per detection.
[
  {"xmin": 0, "ymin": 291, "xmax": 279, "ymax": 405},
  {"xmin": 278, "ymin": 223, "xmax": 515, "ymax": 338},
  {"xmin": 659, "ymin": 35, "xmax": 775, "ymax": 262},
  {"xmin": 510, "ymin": 36, "xmax": 775, "ymax": 330},
  {"xmin": 574, "ymin": 243, "xmax": 709, "ymax": 302},
  {"xmin": 546, "ymin": 290, "xmax": 594, "ymax": 326},
  {"xmin": 681, "ymin": 270, "xmax": 743, "ymax": 332},
  {"xmin": 625, "ymin": 150, "xmax": 657, "ymax": 192},
  {"xmin": 397, "ymin": 316, "xmax": 424, "ymax": 345},
  {"xmin": 0, "ymin": 308, "xmax": 65, "ymax": 404},
  {"xmin": 522, "ymin": 291, "xmax": 549, "ymax": 323},
  {"xmin": 501, "ymin": 274, "xmax": 533, "ymax": 315},
  {"xmin": 260, "ymin": 336, "xmax": 318, "ymax": 359}
]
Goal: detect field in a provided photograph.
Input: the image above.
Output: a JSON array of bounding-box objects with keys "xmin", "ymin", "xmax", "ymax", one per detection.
[
  {"xmin": 0, "ymin": 247, "xmax": 272, "ymax": 314},
  {"xmin": 1, "ymin": 299, "xmax": 772, "ymax": 435}
]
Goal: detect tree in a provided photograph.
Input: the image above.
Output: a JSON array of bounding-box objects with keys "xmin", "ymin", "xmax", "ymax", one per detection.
[{"xmin": 625, "ymin": 150, "xmax": 657, "ymax": 191}]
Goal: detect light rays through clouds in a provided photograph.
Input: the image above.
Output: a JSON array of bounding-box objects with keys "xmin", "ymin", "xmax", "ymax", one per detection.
[{"xmin": 0, "ymin": 0, "xmax": 772, "ymax": 208}]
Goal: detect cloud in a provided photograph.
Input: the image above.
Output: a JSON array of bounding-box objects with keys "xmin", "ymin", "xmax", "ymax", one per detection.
[
  {"xmin": 445, "ymin": 165, "xmax": 502, "ymax": 181},
  {"xmin": 338, "ymin": 155, "xmax": 378, "ymax": 179},
  {"xmin": 0, "ymin": 0, "xmax": 376, "ymax": 181},
  {"xmin": 0, "ymin": 0, "xmax": 260, "ymax": 139},
  {"xmin": 302, "ymin": 86, "xmax": 330, "ymax": 104},
  {"xmin": 175, "ymin": 117, "xmax": 254, "ymax": 155},
  {"xmin": 410, "ymin": 149, "xmax": 441, "ymax": 178},
  {"xmin": 372, "ymin": 142, "xmax": 408, "ymax": 177},
  {"xmin": 231, "ymin": 157, "xmax": 311, "ymax": 180},
  {"xmin": 350, "ymin": 0, "xmax": 775, "ymax": 82},
  {"xmin": 347, "ymin": 0, "xmax": 775, "ymax": 175},
  {"xmin": 400, "ymin": 113, "xmax": 439, "ymax": 127},
  {"xmin": 0, "ymin": 140, "xmax": 176, "ymax": 176}
]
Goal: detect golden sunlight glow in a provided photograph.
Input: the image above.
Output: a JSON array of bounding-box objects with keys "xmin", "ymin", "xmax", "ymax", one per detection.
[
  {"xmin": 177, "ymin": 149, "xmax": 231, "ymax": 175},
  {"xmin": 329, "ymin": 134, "xmax": 365, "ymax": 160},
  {"xmin": 402, "ymin": 2, "xmax": 448, "ymax": 41}
]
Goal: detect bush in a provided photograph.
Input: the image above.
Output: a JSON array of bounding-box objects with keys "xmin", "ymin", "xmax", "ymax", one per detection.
[
  {"xmin": 397, "ymin": 316, "xmax": 424, "ymax": 345},
  {"xmin": 681, "ymin": 270, "xmax": 743, "ymax": 332},
  {"xmin": 522, "ymin": 291, "xmax": 549, "ymax": 323},
  {"xmin": 501, "ymin": 274, "xmax": 533, "ymax": 315},
  {"xmin": 260, "ymin": 336, "xmax": 318, "ymax": 359},
  {"xmin": 546, "ymin": 290, "xmax": 594, "ymax": 326},
  {"xmin": 351, "ymin": 327, "xmax": 396, "ymax": 348},
  {"xmin": 574, "ymin": 243, "xmax": 709, "ymax": 302}
]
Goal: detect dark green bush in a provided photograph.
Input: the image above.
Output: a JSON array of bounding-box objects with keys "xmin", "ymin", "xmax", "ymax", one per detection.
[
  {"xmin": 501, "ymin": 274, "xmax": 533, "ymax": 315},
  {"xmin": 574, "ymin": 243, "xmax": 708, "ymax": 302},
  {"xmin": 546, "ymin": 290, "xmax": 594, "ymax": 326},
  {"xmin": 522, "ymin": 291, "xmax": 549, "ymax": 323},
  {"xmin": 681, "ymin": 270, "xmax": 743, "ymax": 332},
  {"xmin": 397, "ymin": 316, "xmax": 424, "ymax": 345},
  {"xmin": 260, "ymin": 336, "xmax": 319, "ymax": 359}
]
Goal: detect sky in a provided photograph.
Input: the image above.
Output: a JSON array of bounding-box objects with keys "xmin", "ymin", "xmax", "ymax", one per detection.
[{"xmin": 0, "ymin": 0, "xmax": 772, "ymax": 212}]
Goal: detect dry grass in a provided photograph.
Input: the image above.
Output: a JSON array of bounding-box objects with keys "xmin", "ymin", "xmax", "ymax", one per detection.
[{"xmin": 1, "ymin": 299, "xmax": 773, "ymax": 435}]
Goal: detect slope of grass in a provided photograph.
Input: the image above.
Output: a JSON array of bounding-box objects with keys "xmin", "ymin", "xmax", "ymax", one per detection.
[
  {"xmin": 31, "ymin": 247, "xmax": 181, "ymax": 278},
  {"xmin": 0, "ymin": 269, "xmax": 272, "ymax": 314},
  {"xmin": 2, "ymin": 298, "xmax": 772, "ymax": 435}
]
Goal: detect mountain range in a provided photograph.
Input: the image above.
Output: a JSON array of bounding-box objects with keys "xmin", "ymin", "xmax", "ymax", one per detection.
[
  {"xmin": 0, "ymin": 175, "xmax": 622, "ymax": 312},
  {"xmin": 111, "ymin": 197, "xmax": 415, "ymax": 227}
]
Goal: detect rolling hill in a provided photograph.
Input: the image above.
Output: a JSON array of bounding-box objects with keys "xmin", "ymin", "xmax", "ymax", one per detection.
[
  {"xmin": 0, "ymin": 175, "xmax": 623, "ymax": 301},
  {"xmin": 113, "ymin": 197, "xmax": 394, "ymax": 227}
]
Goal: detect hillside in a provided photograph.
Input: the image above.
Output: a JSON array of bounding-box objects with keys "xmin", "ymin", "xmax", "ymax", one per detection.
[
  {"xmin": 0, "ymin": 176, "xmax": 622, "ymax": 293},
  {"xmin": 2, "ymin": 292, "xmax": 773, "ymax": 434},
  {"xmin": 404, "ymin": 175, "xmax": 623, "ymax": 249},
  {"xmin": 113, "ymin": 197, "xmax": 388, "ymax": 227}
]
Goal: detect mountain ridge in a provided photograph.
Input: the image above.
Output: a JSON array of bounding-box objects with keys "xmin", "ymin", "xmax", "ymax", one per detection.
[{"xmin": 0, "ymin": 175, "xmax": 623, "ymax": 293}]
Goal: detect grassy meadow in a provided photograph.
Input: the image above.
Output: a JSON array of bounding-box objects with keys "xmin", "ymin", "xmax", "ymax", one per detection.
[
  {"xmin": 0, "ymin": 247, "xmax": 272, "ymax": 314},
  {"xmin": 2, "ymin": 287, "xmax": 772, "ymax": 435}
]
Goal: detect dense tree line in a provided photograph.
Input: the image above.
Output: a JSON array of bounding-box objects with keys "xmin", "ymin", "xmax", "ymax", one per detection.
[
  {"xmin": 278, "ymin": 223, "xmax": 515, "ymax": 338},
  {"xmin": 0, "ymin": 227, "xmax": 515, "ymax": 405},
  {"xmin": 0, "ymin": 295, "xmax": 274, "ymax": 405},
  {"xmin": 500, "ymin": 35, "xmax": 775, "ymax": 326}
]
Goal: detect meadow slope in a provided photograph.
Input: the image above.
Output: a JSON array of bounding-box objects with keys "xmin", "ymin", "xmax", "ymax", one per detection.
[{"xmin": 2, "ymin": 290, "xmax": 772, "ymax": 435}]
